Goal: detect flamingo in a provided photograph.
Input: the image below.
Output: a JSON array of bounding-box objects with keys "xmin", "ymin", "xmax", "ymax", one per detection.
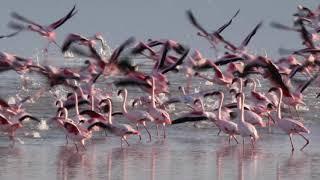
[
  {"xmin": 236, "ymin": 93, "xmax": 259, "ymax": 147},
  {"xmin": 0, "ymin": 113, "xmax": 40, "ymax": 145},
  {"xmin": 244, "ymin": 78, "xmax": 274, "ymax": 116},
  {"xmin": 194, "ymin": 61, "xmax": 233, "ymax": 87},
  {"xmin": 88, "ymin": 98, "xmax": 140, "ymax": 148},
  {"xmin": 9, "ymin": 5, "xmax": 77, "ymax": 52},
  {"xmin": 58, "ymin": 108, "xmax": 92, "ymax": 152},
  {"xmin": 117, "ymin": 89, "xmax": 154, "ymax": 141},
  {"xmin": 268, "ymin": 87, "xmax": 310, "ymax": 151},
  {"xmin": 207, "ymin": 91, "xmax": 240, "ymax": 144},
  {"xmin": 0, "ymin": 52, "xmax": 34, "ymax": 74},
  {"xmin": 147, "ymin": 76, "xmax": 172, "ymax": 138}
]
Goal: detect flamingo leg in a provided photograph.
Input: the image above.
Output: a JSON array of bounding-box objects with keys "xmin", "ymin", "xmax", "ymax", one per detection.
[
  {"xmin": 143, "ymin": 123, "xmax": 152, "ymax": 142},
  {"xmin": 295, "ymin": 106, "xmax": 302, "ymax": 121},
  {"xmin": 123, "ymin": 136, "xmax": 130, "ymax": 146},
  {"xmin": 186, "ymin": 75, "xmax": 192, "ymax": 94},
  {"xmin": 81, "ymin": 140, "xmax": 86, "ymax": 150},
  {"xmin": 74, "ymin": 143, "xmax": 79, "ymax": 152},
  {"xmin": 250, "ymin": 137, "xmax": 255, "ymax": 148},
  {"xmin": 43, "ymin": 41, "xmax": 50, "ymax": 54},
  {"xmin": 138, "ymin": 134, "xmax": 142, "ymax": 141},
  {"xmin": 65, "ymin": 135, "xmax": 69, "ymax": 144},
  {"xmin": 298, "ymin": 133, "xmax": 309, "ymax": 151},
  {"xmin": 232, "ymin": 135, "xmax": 239, "ymax": 144},
  {"xmin": 242, "ymin": 138, "xmax": 245, "ymax": 149},
  {"xmin": 162, "ymin": 123, "xmax": 166, "ymax": 139},
  {"xmin": 9, "ymin": 134, "xmax": 15, "ymax": 147},
  {"xmin": 121, "ymin": 138, "xmax": 123, "ymax": 148},
  {"xmin": 156, "ymin": 125, "xmax": 159, "ymax": 137},
  {"xmin": 289, "ymin": 134, "xmax": 294, "ymax": 152},
  {"xmin": 217, "ymin": 129, "xmax": 221, "ymax": 136},
  {"xmin": 136, "ymin": 123, "xmax": 142, "ymax": 141}
]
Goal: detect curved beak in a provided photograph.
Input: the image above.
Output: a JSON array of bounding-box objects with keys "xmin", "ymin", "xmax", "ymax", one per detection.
[
  {"xmin": 268, "ymin": 87, "xmax": 279, "ymax": 93},
  {"xmin": 19, "ymin": 115, "xmax": 40, "ymax": 122},
  {"xmin": 117, "ymin": 89, "xmax": 123, "ymax": 96}
]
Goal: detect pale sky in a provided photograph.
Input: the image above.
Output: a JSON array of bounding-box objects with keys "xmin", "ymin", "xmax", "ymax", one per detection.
[{"xmin": 0, "ymin": 0, "xmax": 318, "ymax": 58}]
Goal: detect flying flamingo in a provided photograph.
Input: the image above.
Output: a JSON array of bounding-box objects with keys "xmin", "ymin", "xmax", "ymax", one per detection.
[
  {"xmin": 194, "ymin": 61, "xmax": 233, "ymax": 87},
  {"xmin": 117, "ymin": 89, "xmax": 154, "ymax": 141},
  {"xmin": 0, "ymin": 113, "xmax": 40, "ymax": 145},
  {"xmin": 268, "ymin": 87, "xmax": 310, "ymax": 151},
  {"xmin": 9, "ymin": 5, "xmax": 77, "ymax": 52}
]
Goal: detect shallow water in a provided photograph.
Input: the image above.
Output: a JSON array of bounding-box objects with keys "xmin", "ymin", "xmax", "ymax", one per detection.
[
  {"xmin": 0, "ymin": 123, "xmax": 320, "ymax": 180},
  {"xmin": 0, "ymin": 56, "xmax": 319, "ymax": 180}
]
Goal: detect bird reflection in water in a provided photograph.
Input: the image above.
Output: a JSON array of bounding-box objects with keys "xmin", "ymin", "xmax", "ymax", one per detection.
[
  {"xmin": 215, "ymin": 144, "xmax": 265, "ymax": 180},
  {"xmin": 56, "ymin": 146, "xmax": 92, "ymax": 180}
]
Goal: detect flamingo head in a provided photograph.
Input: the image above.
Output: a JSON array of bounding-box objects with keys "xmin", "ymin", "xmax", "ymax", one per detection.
[
  {"xmin": 268, "ymin": 87, "xmax": 280, "ymax": 93},
  {"xmin": 193, "ymin": 99, "xmax": 201, "ymax": 105},
  {"xmin": 229, "ymin": 89, "xmax": 237, "ymax": 95},
  {"xmin": 231, "ymin": 77, "xmax": 240, "ymax": 85},
  {"xmin": 267, "ymin": 103, "xmax": 276, "ymax": 110},
  {"xmin": 192, "ymin": 50, "xmax": 203, "ymax": 61},
  {"xmin": 94, "ymin": 32, "xmax": 103, "ymax": 40},
  {"xmin": 244, "ymin": 78, "xmax": 254, "ymax": 87},
  {"xmin": 117, "ymin": 89, "xmax": 123, "ymax": 96}
]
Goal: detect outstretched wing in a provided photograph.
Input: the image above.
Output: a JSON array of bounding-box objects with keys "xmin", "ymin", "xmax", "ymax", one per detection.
[{"xmin": 48, "ymin": 5, "xmax": 77, "ymax": 30}]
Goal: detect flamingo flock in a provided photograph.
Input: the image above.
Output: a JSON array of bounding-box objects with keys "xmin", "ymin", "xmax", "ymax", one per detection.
[{"xmin": 0, "ymin": 4, "xmax": 319, "ymax": 153}]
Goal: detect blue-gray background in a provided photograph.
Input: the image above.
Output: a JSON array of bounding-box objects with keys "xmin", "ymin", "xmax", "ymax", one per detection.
[{"xmin": 0, "ymin": 0, "xmax": 318, "ymax": 58}]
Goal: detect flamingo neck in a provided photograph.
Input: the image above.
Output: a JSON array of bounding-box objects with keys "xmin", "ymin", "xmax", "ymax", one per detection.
[
  {"xmin": 151, "ymin": 77, "xmax": 156, "ymax": 109},
  {"xmin": 218, "ymin": 93, "xmax": 224, "ymax": 120},
  {"xmin": 63, "ymin": 108, "xmax": 68, "ymax": 121},
  {"xmin": 252, "ymin": 80, "xmax": 257, "ymax": 92},
  {"xmin": 74, "ymin": 93, "xmax": 79, "ymax": 116},
  {"xmin": 56, "ymin": 100, "xmax": 63, "ymax": 108},
  {"xmin": 107, "ymin": 100, "xmax": 112, "ymax": 124},
  {"xmin": 78, "ymin": 86, "xmax": 85, "ymax": 98},
  {"xmin": 277, "ymin": 89, "xmax": 283, "ymax": 120},
  {"xmin": 198, "ymin": 99, "xmax": 205, "ymax": 112},
  {"xmin": 90, "ymin": 95, "xmax": 94, "ymax": 111},
  {"xmin": 179, "ymin": 86, "xmax": 186, "ymax": 96},
  {"xmin": 239, "ymin": 78, "xmax": 243, "ymax": 93},
  {"xmin": 237, "ymin": 95, "xmax": 241, "ymax": 109},
  {"xmin": 122, "ymin": 90, "xmax": 128, "ymax": 114},
  {"xmin": 240, "ymin": 94, "xmax": 245, "ymax": 123}
]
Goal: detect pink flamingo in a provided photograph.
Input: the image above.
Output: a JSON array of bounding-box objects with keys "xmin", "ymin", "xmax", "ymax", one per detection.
[
  {"xmin": 147, "ymin": 76, "xmax": 172, "ymax": 138},
  {"xmin": 244, "ymin": 78, "xmax": 274, "ymax": 116},
  {"xmin": 236, "ymin": 93, "xmax": 259, "ymax": 147},
  {"xmin": 0, "ymin": 52, "xmax": 34, "ymax": 74},
  {"xmin": 268, "ymin": 87, "xmax": 310, "ymax": 151},
  {"xmin": 0, "ymin": 113, "xmax": 40, "ymax": 145},
  {"xmin": 209, "ymin": 91, "xmax": 240, "ymax": 144},
  {"xmin": 9, "ymin": 5, "xmax": 77, "ymax": 52},
  {"xmin": 59, "ymin": 108, "xmax": 92, "ymax": 152},
  {"xmin": 117, "ymin": 89, "xmax": 154, "ymax": 141},
  {"xmin": 194, "ymin": 61, "xmax": 233, "ymax": 86},
  {"xmin": 88, "ymin": 98, "xmax": 140, "ymax": 148}
]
